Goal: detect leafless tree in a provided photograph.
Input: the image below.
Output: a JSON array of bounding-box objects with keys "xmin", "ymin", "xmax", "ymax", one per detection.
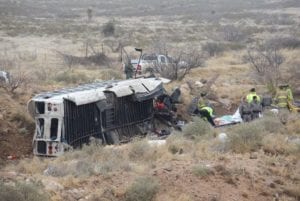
[
  {"xmin": 245, "ymin": 45, "xmax": 284, "ymax": 93},
  {"xmin": 158, "ymin": 50, "xmax": 205, "ymax": 81},
  {"xmin": 0, "ymin": 71, "xmax": 28, "ymax": 93}
]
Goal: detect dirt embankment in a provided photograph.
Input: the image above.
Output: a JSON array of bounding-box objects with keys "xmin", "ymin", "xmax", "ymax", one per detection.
[{"xmin": 0, "ymin": 90, "xmax": 34, "ymax": 161}]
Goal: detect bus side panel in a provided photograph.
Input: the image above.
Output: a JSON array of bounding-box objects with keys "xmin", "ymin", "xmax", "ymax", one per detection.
[
  {"xmin": 64, "ymin": 100, "xmax": 102, "ymax": 148},
  {"xmin": 101, "ymin": 93, "xmax": 154, "ymax": 142}
]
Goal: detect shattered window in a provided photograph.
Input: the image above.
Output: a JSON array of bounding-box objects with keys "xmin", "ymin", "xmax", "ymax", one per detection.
[
  {"xmin": 37, "ymin": 118, "xmax": 44, "ymax": 138},
  {"xmin": 160, "ymin": 56, "xmax": 166, "ymax": 63},
  {"xmin": 35, "ymin": 102, "xmax": 45, "ymax": 114}
]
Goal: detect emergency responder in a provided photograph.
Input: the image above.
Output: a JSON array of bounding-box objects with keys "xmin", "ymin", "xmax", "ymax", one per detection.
[
  {"xmin": 198, "ymin": 92, "xmax": 207, "ymax": 108},
  {"xmin": 195, "ymin": 103, "xmax": 215, "ymax": 126},
  {"xmin": 285, "ymin": 85, "xmax": 294, "ymax": 103},
  {"xmin": 250, "ymin": 96, "xmax": 262, "ymax": 120},
  {"xmin": 239, "ymin": 97, "xmax": 252, "ymax": 122},
  {"xmin": 274, "ymin": 84, "xmax": 290, "ymax": 109},
  {"xmin": 246, "ymin": 88, "xmax": 261, "ymax": 103}
]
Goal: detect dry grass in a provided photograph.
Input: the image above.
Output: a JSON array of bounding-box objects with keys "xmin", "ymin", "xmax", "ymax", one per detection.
[
  {"xmin": 262, "ymin": 134, "xmax": 299, "ymax": 156},
  {"xmin": 54, "ymin": 70, "xmax": 90, "ymax": 84},
  {"xmin": 14, "ymin": 157, "xmax": 48, "ymax": 175},
  {"xmin": 125, "ymin": 176, "xmax": 159, "ymax": 201},
  {"xmin": 192, "ymin": 164, "xmax": 214, "ymax": 178},
  {"xmin": 0, "ymin": 181, "xmax": 49, "ymax": 201},
  {"xmin": 283, "ymin": 185, "xmax": 300, "ymax": 199},
  {"xmin": 286, "ymin": 114, "xmax": 300, "ymax": 135},
  {"xmin": 226, "ymin": 120, "xmax": 266, "ymax": 153},
  {"xmin": 183, "ymin": 117, "xmax": 215, "ymax": 141},
  {"xmin": 225, "ymin": 113, "xmax": 286, "ymax": 154}
]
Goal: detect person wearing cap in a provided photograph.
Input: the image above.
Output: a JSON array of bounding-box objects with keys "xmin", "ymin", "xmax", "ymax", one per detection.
[{"xmin": 246, "ymin": 88, "xmax": 261, "ymax": 104}]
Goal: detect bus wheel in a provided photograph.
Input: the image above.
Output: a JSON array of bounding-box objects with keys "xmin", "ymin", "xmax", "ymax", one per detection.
[{"xmin": 105, "ymin": 130, "xmax": 120, "ymax": 145}]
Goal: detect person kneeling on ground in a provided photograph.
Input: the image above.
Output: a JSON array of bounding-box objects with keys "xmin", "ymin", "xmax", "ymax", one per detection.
[{"xmin": 195, "ymin": 104, "xmax": 216, "ymax": 126}]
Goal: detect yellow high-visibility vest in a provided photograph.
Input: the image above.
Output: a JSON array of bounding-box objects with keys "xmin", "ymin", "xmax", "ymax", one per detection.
[
  {"xmin": 286, "ymin": 88, "xmax": 294, "ymax": 102},
  {"xmin": 276, "ymin": 90, "xmax": 288, "ymax": 108},
  {"xmin": 246, "ymin": 92, "xmax": 260, "ymax": 103},
  {"xmin": 201, "ymin": 106, "xmax": 213, "ymax": 116}
]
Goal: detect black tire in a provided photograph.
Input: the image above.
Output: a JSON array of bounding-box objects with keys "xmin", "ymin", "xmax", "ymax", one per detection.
[{"xmin": 105, "ymin": 130, "xmax": 120, "ymax": 145}]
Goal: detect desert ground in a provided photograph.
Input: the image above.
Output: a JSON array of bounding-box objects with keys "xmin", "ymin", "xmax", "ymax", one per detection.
[{"xmin": 0, "ymin": 0, "xmax": 300, "ymax": 201}]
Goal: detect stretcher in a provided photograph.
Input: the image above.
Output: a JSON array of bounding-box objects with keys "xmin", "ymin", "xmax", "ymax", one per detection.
[{"xmin": 213, "ymin": 109, "xmax": 243, "ymax": 127}]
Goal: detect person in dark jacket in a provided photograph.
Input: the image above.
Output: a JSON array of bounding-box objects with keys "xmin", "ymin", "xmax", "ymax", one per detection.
[
  {"xmin": 239, "ymin": 97, "xmax": 252, "ymax": 122},
  {"xmin": 250, "ymin": 96, "xmax": 262, "ymax": 120}
]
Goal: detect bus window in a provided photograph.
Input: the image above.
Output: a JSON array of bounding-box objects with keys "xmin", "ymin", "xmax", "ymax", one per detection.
[
  {"xmin": 50, "ymin": 118, "xmax": 59, "ymax": 140},
  {"xmin": 35, "ymin": 102, "xmax": 45, "ymax": 114},
  {"xmin": 37, "ymin": 118, "xmax": 44, "ymax": 137},
  {"xmin": 160, "ymin": 56, "xmax": 166, "ymax": 64}
]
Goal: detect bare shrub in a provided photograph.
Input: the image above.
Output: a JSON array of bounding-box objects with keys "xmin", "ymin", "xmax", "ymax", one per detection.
[
  {"xmin": 183, "ymin": 117, "xmax": 214, "ymax": 141},
  {"xmin": 158, "ymin": 49, "xmax": 205, "ymax": 81},
  {"xmin": 202, "ymin": 42, "xmax": 225, "ymax": 57},
  {"xmin": 221, "ymin": 25, "xmax": 244, "ymax": 42},
  {"xmin": 245, "ymin": 44, "xmax": 284, "ymax": 94},
  {"xmin": 0, "ymin": 71, "xmax": 29, "ymax": 93},
  {"xmin": 125, "ymin": 177, "xmax": 159, "ymax": 201},
  {"xmin": 0, "ymin": 181, "xmax": 49, "ymax": 201},
  {"xmin": 102, "ymin": 21, "xmax": 115, "ymax": 37}
]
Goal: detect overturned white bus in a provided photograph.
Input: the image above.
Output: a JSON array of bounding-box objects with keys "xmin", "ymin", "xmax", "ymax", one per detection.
[{"xmin": 27, "ymin": 78, "xmax": 165, "ymax": 156}]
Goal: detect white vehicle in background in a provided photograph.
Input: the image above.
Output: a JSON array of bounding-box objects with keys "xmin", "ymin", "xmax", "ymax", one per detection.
[
  {"xmin": 131, "ymin": 53, "xmax": 188, "ymax": 76},
  {"xmin": 131, "ymin": 53, "xmax": 173, "ymax": 75}
]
